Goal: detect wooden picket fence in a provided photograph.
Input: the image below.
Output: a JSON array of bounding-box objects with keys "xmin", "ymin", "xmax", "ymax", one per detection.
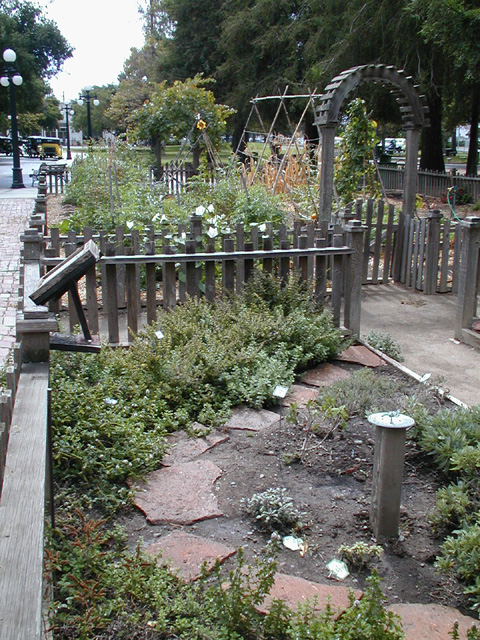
[
  {"xmin": 155, "ymin": 161, "xmax": 197, "ymax": 195},
  {"xmin": 335, "ymin": 199, "xmax": 462, "ymax": 294},
  {"xmin": 44, "ymin": 216, "xmax": 365, "ymax": 345},
  {"xmin": 378, "ymin": 164, "xmax": 480, "ymax": 202}
]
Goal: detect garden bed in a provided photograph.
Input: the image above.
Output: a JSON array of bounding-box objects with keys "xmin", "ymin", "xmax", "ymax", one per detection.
[{"xmin": 115, "ymin": 361, "xmax": 472, "ymax": 614}]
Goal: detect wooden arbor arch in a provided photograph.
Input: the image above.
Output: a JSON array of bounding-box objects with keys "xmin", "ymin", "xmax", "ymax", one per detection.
[{"xmin": 314, "ymin": 64, "xmax": 429, "ymax": 222}]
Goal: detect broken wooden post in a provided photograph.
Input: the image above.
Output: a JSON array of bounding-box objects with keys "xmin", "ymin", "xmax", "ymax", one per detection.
[{"xmin": 368, "ymin": 411, "xmax": 414, "ymax": 539}]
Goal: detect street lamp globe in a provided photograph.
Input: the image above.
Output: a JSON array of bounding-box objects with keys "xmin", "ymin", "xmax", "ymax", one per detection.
[
  {"xmin": 93, "ymin": 98, "xmax": 100, "ymax": 106},
  {"xmin": 3, "ymin": 48, "xmax": 16, "ymax": 63},
  {"xmin": 0, "ymin": 76, "xmax": 9, "ymax": 87},
  {"xmin": 12, "ymin": 74, "xmax": 22, "ymax": 86}
]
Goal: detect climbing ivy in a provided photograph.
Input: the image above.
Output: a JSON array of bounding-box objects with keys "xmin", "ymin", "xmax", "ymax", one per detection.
[{"xmin": 335, "ymin": 98, "xmax": 379, "ymax": 206}]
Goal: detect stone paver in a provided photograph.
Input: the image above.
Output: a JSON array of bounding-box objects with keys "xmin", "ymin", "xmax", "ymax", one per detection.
[
  {"xmin": 145, "ymin": 530, "xmax": 236, "ymax": 581},
  {"xmin": 335, "ymin": 345, "xmax": 385, "ymax": 368},
  {"xmin": 225, "ymin": 406, "xmax": 280, "ymax": 431},
  {"xmin": 162, "ymin": 429, "xmax": 229, "ymax": 466},
  {"xmin": 388, "ymin": 603, "xmax": 479, "ymax": 639},
  {"xmin": 257, "ymin": 572, "xmax": 362, "ymax": 615},
  {"xmin": 301, "ymin": 363, "xmax": 351, "ymax": 387},
  {"xmin": 132, "ymin": 459, "xmax": 223, "ymax": 525},
  {"xmin": 280, "ymin": 384, "xmax": 319, "ymax": 407},
  {"xmin": 0, "ymin": 198, "xmax": 35, "ymax": 367}
]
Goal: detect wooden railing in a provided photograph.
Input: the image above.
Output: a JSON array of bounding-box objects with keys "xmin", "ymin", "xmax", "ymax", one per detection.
[
  {"xmin": 378, "ymin": 164, "xmax": 480, "ymax": 202},
  {"xmin": 0, "ymin": 227, "xmax": 57, "ymax": 640},
  {"xmin": 44, "ymin": 218, "xmax": 365, "ymax": 345}
]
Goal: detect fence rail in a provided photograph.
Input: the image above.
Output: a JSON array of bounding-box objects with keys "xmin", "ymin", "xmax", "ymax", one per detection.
[
  {"xmin": 45, "ymin": 225, "xmax": 364, "ymax": 345},
  {"xmin": 378, "ymin": 164, "xmax": 480, "ymax": 202}
]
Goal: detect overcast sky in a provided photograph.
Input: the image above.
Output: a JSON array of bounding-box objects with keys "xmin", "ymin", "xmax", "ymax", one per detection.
[{"xmin": 35, "ymin": 0, "xmax": 145, "ymax": 103}]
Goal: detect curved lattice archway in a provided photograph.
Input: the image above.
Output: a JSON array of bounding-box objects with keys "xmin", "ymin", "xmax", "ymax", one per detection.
[{"xmin": 315, "ymin": 64, "xmax": 429, "ymax": 222}]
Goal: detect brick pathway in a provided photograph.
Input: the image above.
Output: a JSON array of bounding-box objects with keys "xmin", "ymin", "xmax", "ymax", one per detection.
[{"xmin": 0, "ymin": 198, "xmax": 34, "ymax": 366}]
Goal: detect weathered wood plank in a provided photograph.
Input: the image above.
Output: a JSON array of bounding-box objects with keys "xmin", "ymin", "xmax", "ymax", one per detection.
[
  {"xmin": 126, "ymin": 247, "xmax": 139, "ymax": 342},
  {"xmin": 371, "ymin": 200, "xmax": 384, "ymax": 284},
  {"xmin": 105, "ymin": 242, "xmax": 120, "ymax": 344},
  {"xmin": 30, "ymin": 239, "xmax": 100, "ymax": 306},
  {"xmin": 0, "ymin": 362, "xmax": 49, "ymax": 640},
  {"xmin": 163, "ymin": 246, "xmax": 177, "ymax": 310},
  {"xmin": 145, "ymin": 240, "xmax": 157, "ymax": 325},
  {"xmin": 222, "ymin": 237, "xmax": 235, "ymax": 293},
  {"xmin": 83, "ymin": 228, "xmax": 99, "ymax": 335}
]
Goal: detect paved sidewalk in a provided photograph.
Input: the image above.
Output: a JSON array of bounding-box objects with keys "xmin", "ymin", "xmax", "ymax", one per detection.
[
  {"xmin": 0, "ymin": 197, "xmax": 35, "ymax": 365},
  {"xmin": 361, "ymin": 284, "xmax": 480, "ymax": 407}
]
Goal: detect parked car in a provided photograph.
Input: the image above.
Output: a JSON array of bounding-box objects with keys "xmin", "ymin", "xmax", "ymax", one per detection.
[
  {"xmin": 25, "ymin": 136, "xmax": 63, "ymax": 159},
  {"xmin": 0, "ymin": 135, "xmax": 12, "ymax": 155}
]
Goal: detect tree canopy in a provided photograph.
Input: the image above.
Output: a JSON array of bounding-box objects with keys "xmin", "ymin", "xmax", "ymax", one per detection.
[
  {"xmin": 132, "ymin": 0, "xmax": 480, "ymax": 173},
  {"xmin": 0, "ymin": 0, "xmax": 72, "ymax": 134},
  {"xmin": 128, "ymin": 75, "xmax": 235, "ymax": 168}
]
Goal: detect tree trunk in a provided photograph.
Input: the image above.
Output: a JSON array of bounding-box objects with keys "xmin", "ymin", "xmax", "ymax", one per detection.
[
  {"xmin": 466, "ymin": 86, "xmax": 479, "ymax": 177},
  {"xmin": 420, "ymin": 91, "xmax": 445, "ymax": 172},
  {"xmin": 153, "ymin": 136, "xmax": 162, "ymax": 172}
]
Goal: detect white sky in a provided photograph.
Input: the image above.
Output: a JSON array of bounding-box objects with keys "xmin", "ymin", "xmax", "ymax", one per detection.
[{"xmin": 35, "ymin": 0, "xmax": 146, "ymax": 103}]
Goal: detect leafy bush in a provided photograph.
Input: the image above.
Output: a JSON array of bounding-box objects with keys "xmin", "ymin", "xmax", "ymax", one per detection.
[
  {"xmin": 314, "ymin": 368, "xmax": 421, "ymax": 423},
  {"xmin": 366, "ymin": 331, "xmax": 404, "ymax": 362},
  {"xmin": 51, "ymin": 273, "xmax": 343, "ymax": 512},
  {"xmin": 243, "ymin": 488, "xmax": 305, "ymax": 534},
  {"xmin": 46, "ymin": 511, "xmax": 404, "ymax": 640},
  {"xmin": 416, "ymin": 406, "xmax": 480, "ymax": 477},
  {"xmin": 338, "ymin": 541, "xmax": 383, "ymax": 570},
  {"xmin": 414, "ymin": 405, "xmax": 480, "ymax": 611},
  {"xmin": 63, "ymin": 140, "xmax": 163, "ymax": 232},
  {"xmin": 63, "ymin": 143, "xmax": 290, "ymax": 236}
]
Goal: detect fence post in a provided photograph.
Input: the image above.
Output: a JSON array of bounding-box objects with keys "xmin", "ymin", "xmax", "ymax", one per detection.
[
  {"xmin": 17, "ymin": 230, "xmax": 57, "ymax": 363},
  {"xmin": 455, "ymin": 217, "xmax": 480, "ymax": 342},
  {"xmin": 344, "ymin": 220, "xmax": 365, "ymax": 337},
  {"xmin": 424, "ymin": 209, "xmax": 442, "ymax": 295}
]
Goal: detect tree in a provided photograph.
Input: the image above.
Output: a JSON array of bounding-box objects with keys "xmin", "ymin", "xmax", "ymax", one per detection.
[
  {"xmin": 0, "ymin": 0, "xmax": 72, "ymax": 116},
  {"xmin": 129, "ymin": 75, "xmax": 235, "ymax": 169},
  {"xmin": 408, "ymin": 0, "xmax": 480, "ymax": 175},
  {"xmin": 72, "ymin": 85, "xmax": 117, "ymax": 139}
]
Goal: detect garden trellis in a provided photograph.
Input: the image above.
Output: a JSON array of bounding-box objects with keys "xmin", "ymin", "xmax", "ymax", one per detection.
[{"xmin": 234, "ymin": 89, "xmax": 325, "ymax": 218}]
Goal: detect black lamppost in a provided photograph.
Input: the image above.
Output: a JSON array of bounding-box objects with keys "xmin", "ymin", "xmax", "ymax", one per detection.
[
  {"xmin": 62, "ymin": 102, "xmax": 75, "ymax": 160},
  {"xmin": 77, "ymin": 86, "xmax": 99, "ymax": 141},
  {"xmin": 1, "ymin": 48, "xmax": 24, "ymax": 189}
]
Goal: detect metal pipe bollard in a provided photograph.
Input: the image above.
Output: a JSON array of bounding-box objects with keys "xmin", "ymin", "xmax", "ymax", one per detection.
[{"xmin": 368, "ymin": 411, "xmax": 415, "ymax": 539}]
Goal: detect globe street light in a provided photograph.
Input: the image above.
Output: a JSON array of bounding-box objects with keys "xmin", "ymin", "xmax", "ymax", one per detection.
[
  {"xmin": 77, "ymin": 85, "xmax": 99, "ymax": 141},
  {"xmin": 62, "ymin": 102, "xmax": 75, "ymax": 160},
  {"xmin": 1, "ymin": 48, "xmax": 24, "ymax": 189}
]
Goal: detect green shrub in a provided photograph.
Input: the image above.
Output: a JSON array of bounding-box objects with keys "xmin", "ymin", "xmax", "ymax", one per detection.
[
  {"xmin": 243, "ymin": 488, "xmax": 305, "ymax": 534},
  {"xmin": 429, "ymin": 481, "xmax": 474, "ymax": 533},
  {"xmin": 366, "ymin": 331, "xmax": 404, "ymax": 362},
  {"xmin": 416, "ymin": 406, "xmax": 480, "ymax": 476},
  {"xmin": 46, "ymin": 512, "xmax": 404, "ymax": 640},
  {"xmin": 436, "ymin": 521, "xmax": 480, "ymax": 614},
  {"xmin": 51, "ymin": 273, "xmax": 343, "ymax": 513}
]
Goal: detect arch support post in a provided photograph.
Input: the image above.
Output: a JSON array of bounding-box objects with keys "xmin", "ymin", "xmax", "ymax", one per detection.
[
  {"xmin": 403, "ymin": 127, "xmax": 420, "ymax": 217},
  {"xmin": 318, "ymin": 126, "xmax": 336, "ymax": 223}
]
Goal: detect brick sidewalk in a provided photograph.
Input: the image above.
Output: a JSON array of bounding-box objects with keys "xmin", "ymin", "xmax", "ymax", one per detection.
[{"xmin": 0, "ymin": 198, "xmax": 34, "ymax": 366}]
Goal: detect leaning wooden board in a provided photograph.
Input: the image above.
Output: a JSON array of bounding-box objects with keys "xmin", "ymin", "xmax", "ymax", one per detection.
[{"xmin": 29, "ymin": 239, "xmax": 100, "ymax": 305}]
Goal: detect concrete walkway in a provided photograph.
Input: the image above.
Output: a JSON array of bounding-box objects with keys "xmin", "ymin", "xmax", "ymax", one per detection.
[{"xmin": 361, "ymin": 284, "xmax": 480, "ymax": 407}]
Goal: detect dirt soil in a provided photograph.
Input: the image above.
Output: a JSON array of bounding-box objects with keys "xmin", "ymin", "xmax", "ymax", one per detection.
[{"xmin": 116, "ymin": 362, "xmax": 471, "ymax": 615}]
